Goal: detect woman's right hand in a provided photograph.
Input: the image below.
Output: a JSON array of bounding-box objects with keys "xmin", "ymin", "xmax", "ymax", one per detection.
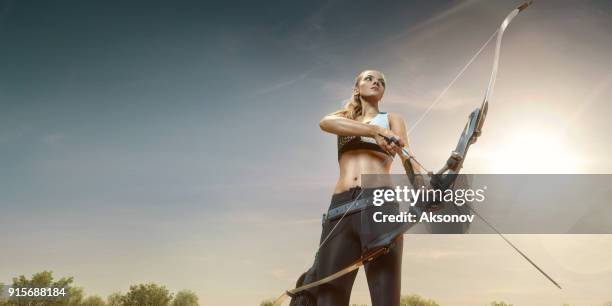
[{"xmin": 372, "ymin": 127, "xmax": 404, "ymax": 155}]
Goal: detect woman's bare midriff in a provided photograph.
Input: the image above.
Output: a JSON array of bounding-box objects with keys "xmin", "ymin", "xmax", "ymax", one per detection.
[{"xmin": 335, "ymin": 149, "xmax": 393, "ymax": 194}]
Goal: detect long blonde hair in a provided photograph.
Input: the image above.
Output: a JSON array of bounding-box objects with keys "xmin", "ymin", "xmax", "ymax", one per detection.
[{"xmin": 333, "ymin": 70, "xmax": 386, "ymax": 120}]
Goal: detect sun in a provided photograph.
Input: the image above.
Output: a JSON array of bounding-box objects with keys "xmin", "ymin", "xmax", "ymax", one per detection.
[{"xmin": 477, "ymin": 125, "xmax": 583, "ymax": 174}]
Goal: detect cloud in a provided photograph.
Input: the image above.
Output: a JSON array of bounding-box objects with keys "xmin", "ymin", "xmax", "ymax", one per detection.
[
  {"xmin": 266, "ymin": 268, "xmax": 290, "ymax": 281},
  {"xmin": 406, "ymin": 249, "xmax": 479, "ymax": 260},
  {"xmin": 387, "ymin": 0, "xmax": 479, "ymax": 42},
  {"xmin": 291, "ymin": 0, "xmax": 342, "ymax": 52},
  {"xmin": 225, "ymin": 212, "xmax": 320, "ymax": 227},
  {"xmin": 0, "ymin": 125, "xmax": 31, "ymax": 144},
  {"xmin": 42, "ymin": 133, "xmax": 65, "ymax": 145},
  {"xmin": 251, "ymin": 67, "xmax": 318, "ymax": 97}
]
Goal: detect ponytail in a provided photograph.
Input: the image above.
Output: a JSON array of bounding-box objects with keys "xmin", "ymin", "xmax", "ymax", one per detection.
[{"xmin": 333, "ymin": 94, "xmax": 362, "ymax": 120}]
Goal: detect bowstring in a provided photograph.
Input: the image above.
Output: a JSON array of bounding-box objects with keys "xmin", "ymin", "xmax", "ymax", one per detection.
[
  {"xmin": 317, "ymin": 188, "xmax": 364, "ymax": 249},
  {"xmin": 408, "ymin": 29, "xmax": 499, "ymax": 134}
]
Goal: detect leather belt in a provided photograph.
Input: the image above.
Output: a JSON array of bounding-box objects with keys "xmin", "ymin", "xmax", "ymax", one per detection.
[{"xmin": 324, "ymin": 197, "xmax": 374, "ymax": 222}]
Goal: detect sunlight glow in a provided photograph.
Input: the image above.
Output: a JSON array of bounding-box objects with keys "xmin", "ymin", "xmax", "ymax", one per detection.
[{"xmin": 481, "ymin": 126, "xmax": 583, "ymax": 174}]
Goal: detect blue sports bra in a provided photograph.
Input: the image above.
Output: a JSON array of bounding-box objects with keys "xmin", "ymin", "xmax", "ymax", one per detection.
[{"xmin": 337, "ymin": 112, "xmax": 394, "ymax": 159}]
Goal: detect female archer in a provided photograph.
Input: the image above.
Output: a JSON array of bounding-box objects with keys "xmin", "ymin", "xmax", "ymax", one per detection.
[
  {"xmin": 292, "ymin": 70, "xmax": 424, "ymax": 306},
  {"xmin": 283, "ymin": 4, "xmax": 549, "ymax": 305}
]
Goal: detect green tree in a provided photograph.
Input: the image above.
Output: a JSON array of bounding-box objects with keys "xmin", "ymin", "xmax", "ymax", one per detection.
[
  {"xmin": 400, "ymin": 294, "xmax": 439, "ymax": 306},
  {"xmin": 260, "ymin": 300, "xmax": 273, "ymax": 306},
  {"xmin": 0, "ymin": 282, "xmax": 6, "ymax": 303},
  {"xmin": 106, "ymin": 292, "xmax": 123, "ymax": 306},
  {"xmin": 66, "ymin": 287, "xmax": 84, "ymax": 306},
  {"xmin": 81, "ymin": 295, "xmax": 106, "ymax": 306},
  {"xmin": 7, "ymin": 271, "xmax": 81, "ymax": 306},
  {"xmin": 0, "ymin": 282, "xmax": 7, "ymax": 306},
  {"xmin": 122, "ymin": 283, "xmax": 173, "ymax": 306},
  {"xmin": 171, "ymin": 290, "xmax": 198, "ymax": 306}
]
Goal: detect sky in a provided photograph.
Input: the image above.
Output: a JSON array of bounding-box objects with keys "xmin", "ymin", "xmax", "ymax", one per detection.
[{"xmin": 1, "ymin": 0, "xmax": 611, "ymax": 305}]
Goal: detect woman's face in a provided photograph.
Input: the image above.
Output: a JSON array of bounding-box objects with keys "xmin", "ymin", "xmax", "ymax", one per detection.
[{"xmin": 355, "ymin": 70, "xmax": 386, "ymax": 101}]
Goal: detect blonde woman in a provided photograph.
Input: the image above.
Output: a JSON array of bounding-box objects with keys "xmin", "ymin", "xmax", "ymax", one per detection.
[{"xmin": 293, "ymin": 70, "xmax": 423, "ymax": 306}]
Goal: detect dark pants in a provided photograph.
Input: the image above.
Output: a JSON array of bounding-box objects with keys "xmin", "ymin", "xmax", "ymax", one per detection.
[{"xmin": 315, "ymin": 187, "xmax": 403, "ymax": 306}]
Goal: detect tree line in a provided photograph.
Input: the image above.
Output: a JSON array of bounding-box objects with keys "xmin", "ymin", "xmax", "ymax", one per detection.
[
  {"xmin": 260, "ymin": 295, "xmax": 612, "ymax": 306},
  {"xmin": 4, "ymin": 271, "xmax": 611, "ymax": 306},
  {"xmin": 0, "ymin": 271, "xmax": 198, "ymax": 306}
]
